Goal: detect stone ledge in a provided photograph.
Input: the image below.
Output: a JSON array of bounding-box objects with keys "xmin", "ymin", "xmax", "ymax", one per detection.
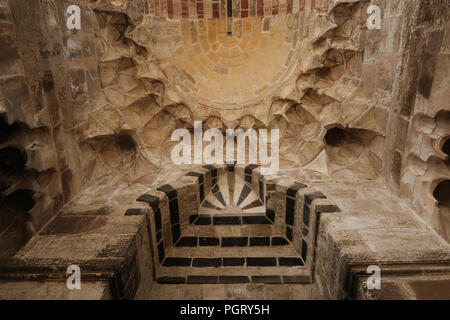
[
  {"xmin": 0, "ymin": 213, "xmax": 152, "ymax": 300},
  {"xmin": 347, "ymin": 262, "xmax": 450, "ymax": 300},
  {"xmin": 310, "ymin": 180, "xmax": 450, "ymax": 299}
]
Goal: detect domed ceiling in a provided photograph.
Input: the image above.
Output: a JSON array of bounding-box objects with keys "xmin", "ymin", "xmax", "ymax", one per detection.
[
  {"xmin": 113, "ymin": 0, "xmax": 357, "ymax": 124},
  {"xmin": 82, "ymin": 0, "xmax": 389, "ymax": 180},
  {"xmin": 151, "ymin": 14, "xmax": 300, "ymax": 111}
]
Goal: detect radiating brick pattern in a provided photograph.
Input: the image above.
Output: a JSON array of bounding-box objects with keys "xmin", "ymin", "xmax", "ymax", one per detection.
[
  {"xmin": 152, "ymin": 14, "xmax": 301, "ymax": 109},
  {"xmin": 145, "ymin": 0, "xmax": 325, "ymax": 19},
  {"xmin": 198, "ymin": 165, "xmax": 265, "ymax": 217}
]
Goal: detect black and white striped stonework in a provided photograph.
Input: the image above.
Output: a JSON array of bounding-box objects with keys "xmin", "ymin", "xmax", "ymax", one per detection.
[{"xmin": 130, "ymin": 164, "xmax": 341, "ymax": 285}]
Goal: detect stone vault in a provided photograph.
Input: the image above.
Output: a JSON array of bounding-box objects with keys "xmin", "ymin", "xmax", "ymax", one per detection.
[{"xmin": 0, "ymin": 0, "xmax": 449, "ymax": 300}]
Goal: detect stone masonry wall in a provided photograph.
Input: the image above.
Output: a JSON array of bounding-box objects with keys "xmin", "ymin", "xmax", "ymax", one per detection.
[{"xmin": 0, "ymin": 0, "xmax": 105, "ymax": 258}]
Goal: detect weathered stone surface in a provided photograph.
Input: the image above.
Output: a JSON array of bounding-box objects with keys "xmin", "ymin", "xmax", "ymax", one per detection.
[{"xmin": 0, "ymin": 0, "xmax": 449, "ymax": 301}]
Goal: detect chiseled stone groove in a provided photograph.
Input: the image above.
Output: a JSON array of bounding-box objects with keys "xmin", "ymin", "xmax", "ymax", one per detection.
[
  {"xmin": 161, "ymin": 256, "xmax": 305, "ymax": 267},
  {"xmin": 174, "ymin": 236, "xmax": 290, "ymax": 247},
  {"xmin": 192, "ymin": 214, "xmax": 272, "ymax": 225},
  {"xmin": 157, "ymin": 274, "xmax": 310, "ymax": 285}
]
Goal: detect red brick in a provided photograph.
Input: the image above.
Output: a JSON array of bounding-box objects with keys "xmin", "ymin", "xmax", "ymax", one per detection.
[
  {"xmin": 272, "ymin": 0, "xmax": 279, "ymax": 15},
  {"xmin": 197, "ymin": 2, "xmax": 204, "ymax": 18},
  {"xmin": 167, "ymin": 0, "xmax": 174, "ymax": 18},
  {"xmin": 182, "ymin": 0, "xmax": 189, "ymax": 18},
  {"xmin": 287, "ymin": 0, "xmax": 293, "ymax": 13},
  {"xmin": 257, "ymin": 0, "xmax": 264, "ymax": 16},
  {"xmin": 213, "ymin": 3, "xmax": 219, "ymax": 18}
]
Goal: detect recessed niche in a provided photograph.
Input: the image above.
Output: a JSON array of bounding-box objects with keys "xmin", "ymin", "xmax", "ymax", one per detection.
[
  {"xmin": 433, "ymin": 180, "xmax": 450, "ymax": 207},
  {"xmin": 0, "ymin": 116, "xmax": 13, "ymax": 143},
  {"xmin": 262, "ymin": 17, "xmax": 271, "ymax": 33},
  {"xmin": 5, "ymin": 189, "xmax": 35, "ymax": 212},
  {"xmin": 0, "ymin": 147, "xmax": 27, "ymax": 175},
  {"xmin": 441, "ymin": 136, "xmax": 450, "ymax": 157},
  {"xmin": 117, "ymin": 133, "xmax": 136, "ymax": 151},
  {"xmin": 324, "ymin": 127, "xmax": 345, "ymax": 147}
]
